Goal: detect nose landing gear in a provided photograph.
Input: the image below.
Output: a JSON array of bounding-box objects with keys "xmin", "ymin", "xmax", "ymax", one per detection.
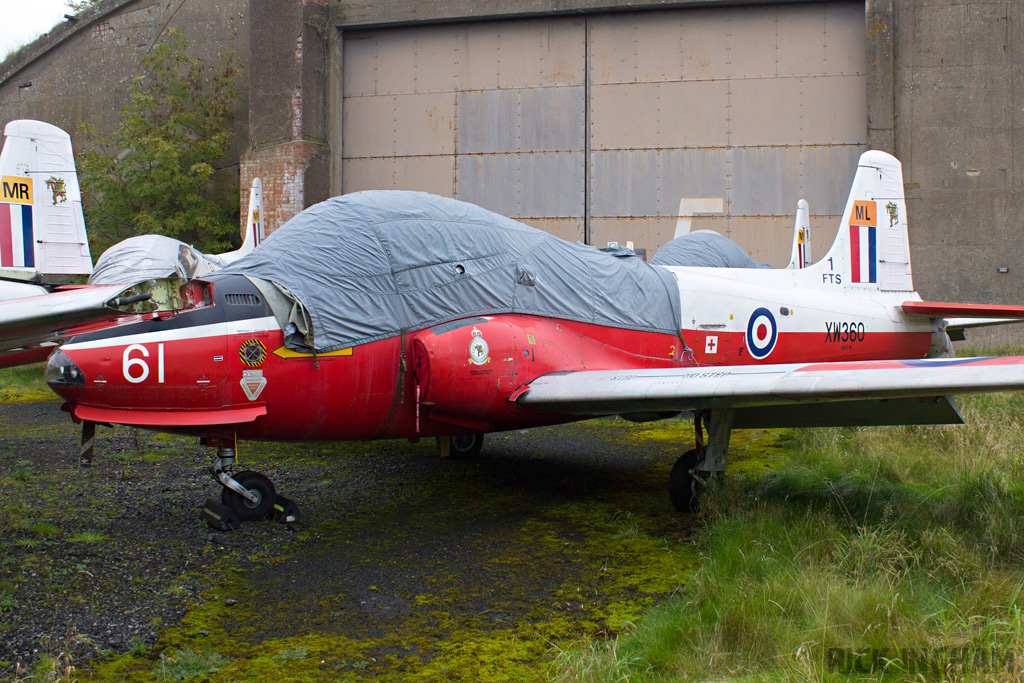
[{"xmin": 200, "ymin": 442, "xmax": 300, "ymax": 531}]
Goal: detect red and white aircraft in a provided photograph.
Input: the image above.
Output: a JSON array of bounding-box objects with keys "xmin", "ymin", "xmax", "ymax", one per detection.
[
  {"xmin": 42, "ymin": 150, "xmax": 1024, "ymax": 527},
  {"xmin": 0, "ymin": 120, "xmax": 265, "ymax": 370}
]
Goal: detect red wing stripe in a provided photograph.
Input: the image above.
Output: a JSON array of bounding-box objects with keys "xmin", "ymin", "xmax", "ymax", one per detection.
[{"xmin": 902, "ymin": 301, "xmax": 1024, "ymax": 318}]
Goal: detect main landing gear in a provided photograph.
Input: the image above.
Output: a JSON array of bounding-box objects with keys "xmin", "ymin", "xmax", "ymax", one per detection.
[
  {"xmin": 200, "ymin": 443, "xmax": 300, "ymax": 531},
  {"xmin": 668, "ymin": 410, "xmax": 733, "ymax": 512},
  {"xmin": 435, "ymin": 433, "xmax": 485, "ymax": 459}
]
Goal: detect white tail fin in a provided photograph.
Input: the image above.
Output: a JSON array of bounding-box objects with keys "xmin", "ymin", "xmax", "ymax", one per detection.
[
  {"xmin": 219, "ymin": 178, "xmax": 264, "ymax": 264},
  {"xmin": 800, "ymin": 150, "xmax": 912, "ymax": 292},
  {"xmin": 0, "ymin": 120, "xmax": 92, "ymax": 280},
  {"xmin": 785, "ymin": 199, "xmax": 811, "ymax": 269}
]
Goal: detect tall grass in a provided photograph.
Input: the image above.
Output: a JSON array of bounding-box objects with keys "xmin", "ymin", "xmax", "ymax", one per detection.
[{"xmin": 554, "ymin": 390, "xmax": 1024, "ymax": 681}]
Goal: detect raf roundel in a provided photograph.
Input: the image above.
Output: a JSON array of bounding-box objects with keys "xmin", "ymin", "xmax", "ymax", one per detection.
[{"xmin": 745, "ymin": 307, "xmax": 778, "ymax": 359}]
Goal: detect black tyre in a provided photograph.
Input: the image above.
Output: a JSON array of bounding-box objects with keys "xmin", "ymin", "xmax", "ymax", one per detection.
[
  {"xmin": 436, "ymin": 433, "xmax": 484, "ymax": 459},
  {"xmin": 668, "ymin": 449, "xmax": 703, "ymax": 513},
  {"xmin": 221, "ymin": 470, "xmax": 276, "ymax": 522}
]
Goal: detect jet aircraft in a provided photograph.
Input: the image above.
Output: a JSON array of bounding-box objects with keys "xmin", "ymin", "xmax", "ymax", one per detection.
[
  {"xmin": 0, "ymin": 120, "xmax": 264, "ymax": 370},
  {"xmin": 41, "ymin": 150, "xmax": 1024, "ymax": 528}
]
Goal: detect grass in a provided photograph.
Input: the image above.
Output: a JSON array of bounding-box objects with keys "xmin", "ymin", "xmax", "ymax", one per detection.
[
  {"xmin": 0, "ymin": 363, "xmax": 52, "ymax": 402},
  {"xmin": 553, "ymin": 387, "xmax": 1024, "ymax": 682},
  {"xmin": 153, "ymin": 646, "xmax": 229, "ymax": 681}
]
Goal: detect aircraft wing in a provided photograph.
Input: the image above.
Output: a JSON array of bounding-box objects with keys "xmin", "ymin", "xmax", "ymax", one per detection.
[
  {"xmin": 0, "ymin": 278, "xmax": 209, "ymax": 368},
  {"xmin": 513, "ymin": 356, "xmax": 1024, "ymax": 428}
]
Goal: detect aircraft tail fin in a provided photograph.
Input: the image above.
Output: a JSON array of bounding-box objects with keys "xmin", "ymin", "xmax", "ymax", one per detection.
[
  {"xmin": 785, "ymin": 199, "xmax": 810, "ymax": 269},
  {"xmin": 0, "ymin": 120, "xmax": 93, "ymax": 280},
  {"xmin": 219, "ymin": 178, "xmax": 264, "ymax": 264},
  {"xmin": 801, "ymin": 150, "xmax": 913, "ymax": 292}
]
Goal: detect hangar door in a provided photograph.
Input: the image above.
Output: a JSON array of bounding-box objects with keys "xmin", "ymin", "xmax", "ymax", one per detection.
[{"xmin": 342, "ymin": 2, "xmax": 866, "ymax": 265}]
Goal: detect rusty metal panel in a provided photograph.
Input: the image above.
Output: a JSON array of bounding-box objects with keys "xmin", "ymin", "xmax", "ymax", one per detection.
[
  {"xmin": 460, "ymin": 18, "xmax": 585, "ymax": 90},
  {"xmin": 343, "ymin": 92, "xmax": 454, "ymax": 158},
  {"xmin": 343, "ymin": 157, "xmax": 455, "ymax": 196},
  {"xmin": 343, "ymin": 27, "xmax": 461, "ymax": 96},
  {"xmin": 519, "ymin": 218, "xmax": 585, "ymax": 243},
  {"xmin": 589, "ymin": 81, "xmax": 730, "ymax": 150},
  {"xmin": 457, "ymin": 151, "xmax": 584, "ymax": 218},
  {"xmin": 590, "ymin": 217, "xmax": 681, "ymax": 253},
  {"xmin": 722, "ymin": 6, "xmax": 783, "ymax": 79},
  {"xmin": 342, "ymin": 32, "xmax": 382, "ymax": 97},
  {"xmin": 590, "ymin": 148, "xmax": 728, "ymax": 217},
  {"xmin": 730, "ymin": 146, "xmax": 864, "ymax": 216},
  {"xmin": 800, "ymin": 75, "xmax": 868, "ymax": 143},
  {"xmin": 458, "ymin": 86, "xmax": 584, "ymax": 154}
]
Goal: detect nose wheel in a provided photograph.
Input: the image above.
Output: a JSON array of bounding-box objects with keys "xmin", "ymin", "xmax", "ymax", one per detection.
[
  {"xmin": 221, "ymin": 470, "xmax": 275, "ymax": 521},
  {"xmin": 201, "ymin": 444, "xmax": 300, "ymax": 530}
]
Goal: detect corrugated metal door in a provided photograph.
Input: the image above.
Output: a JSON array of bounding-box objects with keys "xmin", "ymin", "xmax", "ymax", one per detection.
[
  {"xmin": 587, "ymin": 3, "xmax": 866, "ymax": 263},
  {"xmin": 342, "ymin": 3, "xmax": 865, "ymax": 264},
  {"xmin": 342, "ymin": 19, "xmax": 587, "ymax": 242}
]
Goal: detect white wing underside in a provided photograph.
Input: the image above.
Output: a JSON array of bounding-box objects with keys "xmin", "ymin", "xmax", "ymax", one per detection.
[{"xmin": 515, "ymin": 357, "xmax": 1024, "ymax": 428}]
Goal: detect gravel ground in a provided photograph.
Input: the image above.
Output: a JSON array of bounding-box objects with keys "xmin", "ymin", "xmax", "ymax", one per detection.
[{"xmin": 0, "ymin": 397, "xmax": 716, "ymax": 680}]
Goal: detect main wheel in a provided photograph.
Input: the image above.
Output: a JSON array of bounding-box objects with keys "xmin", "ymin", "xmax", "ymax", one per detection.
[
  {"xmin": 669, "ymin": 449, "xmax": 703, "ymax": 512},
  {"xmin": 436, "ymin": 433, "xmax": 484, "ymax": 459},
  {"xmin": 221, "ymin": 470, "xmax": 276, "ymax": 522}
]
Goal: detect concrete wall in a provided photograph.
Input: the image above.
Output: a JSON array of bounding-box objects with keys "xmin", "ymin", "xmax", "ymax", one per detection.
[
  {"xmin": 891, "ymin": 0, "xmax": 1022, "ymax": 328},
  {"xmin": 240, "ymin": 0, "xmax": 331, "ymax": 235},
  {"xmin": 0, "ymin": 0, "xmax": 250, "ymax": 188}
]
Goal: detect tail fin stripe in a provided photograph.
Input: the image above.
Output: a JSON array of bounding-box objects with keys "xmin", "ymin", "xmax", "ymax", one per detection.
[
  {"xmin": 849, "ymin": 224, "xmax": 878, "ymax": 284},
  {"xmin": 849, "ymin": 225, "xmax": 861, "ymax": 283},
  {"xmin": 868, "ymin": 225, "xmax": 876, "ymax": 284},
  {"xmin": 20, "ymin": 205, "xmax": 34, "ymax": 268},
  {"xmin": 0, "ymin": 205, "xmax": 12, "ymax": 267}
]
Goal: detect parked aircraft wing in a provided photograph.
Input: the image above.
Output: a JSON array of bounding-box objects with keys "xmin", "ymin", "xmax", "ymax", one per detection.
[
  {"xmin": 514, "ymin": 356, "xmax": 1024, "ymax": 427},
  {"xmin": 0, "ymin": 277, "xmax": 210, "ymax": 366}
]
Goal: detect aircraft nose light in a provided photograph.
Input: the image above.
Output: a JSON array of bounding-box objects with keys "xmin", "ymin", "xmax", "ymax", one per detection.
[{"xmin": 45, "ymin": 350, "xmax": 86, "ymax": 387}]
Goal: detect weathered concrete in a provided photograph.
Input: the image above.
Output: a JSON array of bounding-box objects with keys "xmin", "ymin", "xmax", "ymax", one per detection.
[
  {"xmin": 241, "ymin": 0, "xmax": 331, "ymax": 234},
  {"xmin": 893, "ymin": 0, "xmax": 1022, "ymax": 343},
  {"xmin": 0, "ymin": 0, "xmax": 250, "ymax": 169}
]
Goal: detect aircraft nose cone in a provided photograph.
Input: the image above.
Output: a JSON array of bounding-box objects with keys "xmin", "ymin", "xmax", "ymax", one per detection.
[{"xmin": 45, "ymin": 349, "xmax": 86, "ymax": 390}]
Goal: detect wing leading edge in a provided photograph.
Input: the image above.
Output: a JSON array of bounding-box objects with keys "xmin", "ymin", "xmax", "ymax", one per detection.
[
  {"xmin": 0, "ymin": 278, "xmax": 211, "ymax": 368},
  {"xmin": 513, "ymin": 356, "xmax": 1024, "ymax": 428}
]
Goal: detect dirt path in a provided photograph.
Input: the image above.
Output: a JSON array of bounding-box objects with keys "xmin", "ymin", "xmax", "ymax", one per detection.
[{"xmin": 0, "ymin": 398, "xmax": 779, "ymax": 681}]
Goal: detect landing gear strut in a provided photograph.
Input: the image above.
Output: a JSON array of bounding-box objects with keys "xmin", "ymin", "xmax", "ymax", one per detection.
[
  {"xmin": 668, "ymin": 410, "xmax": 733, "ymax": 512},
  {"xmin": 435, "ymin": 433, "xmax": 485, "ymax": 459},
  {"xmin": 201, "ymin": 443, "xmax": 300, "ymax": 530}
]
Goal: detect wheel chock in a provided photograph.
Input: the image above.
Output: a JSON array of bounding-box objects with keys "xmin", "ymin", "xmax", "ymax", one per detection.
[
  {"xmin": 202, "ymin": 498, "xmax": 240, "ymax": 531},
  {"xmin": 269, "ymin": 495, "xmax": 300, "ymax": 524}
]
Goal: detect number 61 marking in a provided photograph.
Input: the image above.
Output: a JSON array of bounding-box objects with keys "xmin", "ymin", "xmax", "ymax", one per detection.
[{"xmin": 123, "ymin": 343, "xmax": 165, "ymax": 384}]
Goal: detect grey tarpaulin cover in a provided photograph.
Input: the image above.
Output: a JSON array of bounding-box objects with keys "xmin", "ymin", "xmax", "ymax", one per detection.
[
  {"xmin": 224, "ymin": 191, "xmax": 682, "ymax": 353},
  {"xmin": 650, "ymin": 232, "xmax": 773, "ymax": 269},
  {"xmin": 90, "ymin": 235, "xmax": 225, "ymax": 285}
]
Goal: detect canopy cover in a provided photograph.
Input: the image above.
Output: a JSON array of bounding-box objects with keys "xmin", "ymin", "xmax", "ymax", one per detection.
[
  {"xmin": 225, "ymin": 191, "xmax": 682, "ymax": 353},
  {"xmin": 650, "ymin": 232, "xmax": 772, "ymax": 269},
  {"xmin": 90, "ymin": 235, "xmax": 225, "ymax": 285}
]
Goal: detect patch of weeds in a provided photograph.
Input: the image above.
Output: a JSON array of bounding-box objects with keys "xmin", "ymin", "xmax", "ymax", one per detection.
[
  {"xmin": 15, "ymin": 539, "xmax": 40, "ymax": 548},
  {"xmin": 68, "ymin": 531, "xmax": 109, "ymax": 543},
  {"xmin": 11, "ymin": 460, "xmax": 32, "ymax": 481},
  {"xmin": 154, "ymin": 646, "xmax": 229, "ymax": 681},
  {"xmin": 29, "ymin": 522, "xmax": 59, "ymax": 537},
  {"xmin": 0, "ymin": 589, "xmax": 18, "ymax": 614},
  {"xmin": 274, "ymin": 646, "xmax": 309, "ymax": 662}
]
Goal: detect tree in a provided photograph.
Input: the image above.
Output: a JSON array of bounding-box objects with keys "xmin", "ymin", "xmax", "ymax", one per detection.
[
  {"xmin": 65, "ymin": 0, "xmax": 102, "ymax": 13},
  {"xmin": 78, "ymin": 29, "xmax": 241, "ymax": 257}
]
